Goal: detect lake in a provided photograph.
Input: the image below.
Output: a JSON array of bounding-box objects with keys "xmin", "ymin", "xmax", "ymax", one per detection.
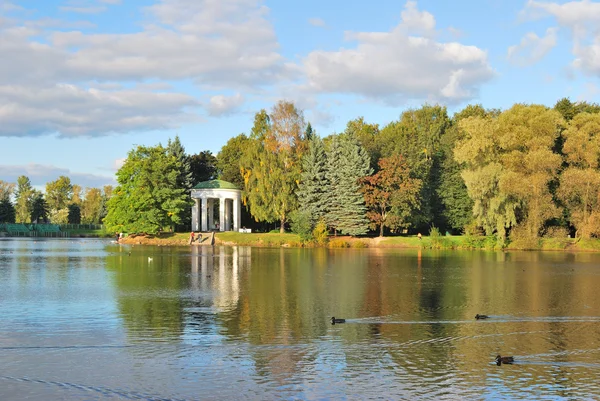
[{"xmin": 1, "ymin": 238, "xmax": 600, "ymax": 400}]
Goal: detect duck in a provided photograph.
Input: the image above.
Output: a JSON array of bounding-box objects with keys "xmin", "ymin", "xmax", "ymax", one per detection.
[
  {"xmin": 148, "ymin": 257, "xmax": 153, "ymax": 262},
  {"xmin": 331, "ymin": 317, "xmax": 346, "ymax": 325},
  {"xmin": 475, "ymin": 314, "xmax": 489, "ymax": 320},
  {"xmin": 495, "ymin": 355, "xmax": 514, "ymax": 365}
]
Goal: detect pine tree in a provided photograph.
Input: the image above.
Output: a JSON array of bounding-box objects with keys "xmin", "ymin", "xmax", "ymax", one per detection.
[
  {"xmin": 30, "ymin": 191, "xmax": 49, "ymax": 223},
  {"xmin": 296, "ymin": 135, "xmax": 328, "ymax": 227},
  {"xmin": 167, "ymin": 136, "xmax": 194, "ymax": 228},
  {"xmin": 325, "ymin": 134, "xmax": 372, "ymax": 236}
]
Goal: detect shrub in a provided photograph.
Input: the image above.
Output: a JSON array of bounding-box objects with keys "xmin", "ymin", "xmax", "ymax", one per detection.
[
  {"xmin": 290, "ymin": 209, "xmax": 314, "ymax": 242},
  {"xmin": 312, "ymin": 219, "xmax": 329, "ymax": 246},
  {"xmin": 329, "ymin": 239, "xmax": 350, "ymax": 248},
  {"xmin": 351, "ymin": 240, "xmax": 369, "ymax": 248}
]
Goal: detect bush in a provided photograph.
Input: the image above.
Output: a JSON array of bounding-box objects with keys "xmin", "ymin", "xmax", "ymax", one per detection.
[
  {"xmin": 312, "ymin": 219, "xmax": 329, "ymax": 246},
  {"xmin": 351, "ymin": 241, "xmax": 369, "ymax": 248},
  {"xmin": 290, "ymin": 209, "xmax": 314, "ymax": 242},
  {"xmin": 328, "ymin": 239, "xmax": 350, "ymax": 248},
  {"xmin": 543, "ymin": 226, "xmax": 569, "ymax": 238}
]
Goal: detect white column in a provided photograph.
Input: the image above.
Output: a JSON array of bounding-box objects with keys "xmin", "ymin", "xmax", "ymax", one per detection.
[
  {"xmin": 208, "ymin": 199, "xmax": 214, "ymax": 230},
  {"xmin": 219, "ymin": 197, "xmax": 225, "ymax": 231},
  {"xmin": 225, "ymin": 199, "xmax": 231, "ymax": 231},
  {"xmin": 201, "ymin": 197, "xmax": 208, "ymax": 232},
  {"xmin": 191, "ymin": 198, "xmax": 199, "ymax": 231},
  {"xmin": 233, "ymin": 197, "xmax": 240, "ymax": 232}
]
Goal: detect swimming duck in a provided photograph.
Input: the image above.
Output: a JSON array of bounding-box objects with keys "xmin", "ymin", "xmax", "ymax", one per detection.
[
  {"xmin": 475, "ymin": 314, "xmax": 489, "ymax": 320},
  {"xmin": 331, "ymin": 317, "xmax": 346, "ymax": 325},
  {"xmin": 495, "ymin": 355, "xmax": 514, "ymax": 365}
]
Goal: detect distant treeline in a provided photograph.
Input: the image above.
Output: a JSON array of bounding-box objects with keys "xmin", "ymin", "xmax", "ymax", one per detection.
[{"xmin": 4, "ymin": 97, "xmax": 599, "ymax": 246}]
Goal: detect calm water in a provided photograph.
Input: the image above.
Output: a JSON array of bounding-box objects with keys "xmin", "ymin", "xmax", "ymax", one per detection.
[{"xmin": 1, "ymin": 239, "xmax": 600, "ymax": 400}]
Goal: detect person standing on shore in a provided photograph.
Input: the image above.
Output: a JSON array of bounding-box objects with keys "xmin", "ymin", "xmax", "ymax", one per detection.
[{"xmin": 189, "ymin": 231, "xmax": 195, "ymax": 245}]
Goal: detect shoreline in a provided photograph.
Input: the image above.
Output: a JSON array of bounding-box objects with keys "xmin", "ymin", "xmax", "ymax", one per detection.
[{"xmin": 115, "ymin": 232, "xmax": 600, "ymax": 252}]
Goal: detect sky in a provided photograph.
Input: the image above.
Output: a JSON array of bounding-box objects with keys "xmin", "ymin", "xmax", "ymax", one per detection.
[{"xmin": 1, "ymin": 0, "xmax": 600, "ymax": 190}]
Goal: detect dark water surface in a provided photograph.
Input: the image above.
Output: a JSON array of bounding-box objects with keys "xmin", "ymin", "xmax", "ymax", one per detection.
[{"xmin": 1, "ymin": 238, "xmax": 600, "ymax": 400}]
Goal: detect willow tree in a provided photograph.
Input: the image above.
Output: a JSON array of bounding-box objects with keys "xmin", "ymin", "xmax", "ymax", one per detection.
[
  {"xmin": 456, "ymin": 104, "xmax": 564, "ymax": 241},
  {"xmin": 241, "ymin": 101, "xmax": 307, "ymax": 233},
  {"xmin": 558, "ymin": 113, "xmax": 600, "ymax": 237}
]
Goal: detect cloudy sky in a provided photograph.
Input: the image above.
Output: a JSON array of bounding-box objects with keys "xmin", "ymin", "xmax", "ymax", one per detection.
[{"xmin": 1, "ymin": 0, "xmax": 599, "ymax": 189}]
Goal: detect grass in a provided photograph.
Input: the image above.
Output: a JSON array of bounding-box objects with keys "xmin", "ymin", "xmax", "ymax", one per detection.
[{"xmin": 106, "ymin": 229, "xmax": 600, "ymax": 252}]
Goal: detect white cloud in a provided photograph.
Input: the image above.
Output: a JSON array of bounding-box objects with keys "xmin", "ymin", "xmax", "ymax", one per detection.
[
  {"xmin": 0, "ymin": 163, "xmax": 115, "ymax": 187},
  {"xmin": 59, "ymin": 6, "xmax": 107, "ymax": 14},
  {"xmin": 0, "ymin": 84, "xmax": 198, "ymax": 137},
  {"xmin": 508, "ymin": 27, "xmax": 558, "ymax": 66},
  {"xmin": 113, "ymin": 158, "xmax": 126, "ymax": 171},
  {"xmin": 300, "ymin": 1, "xmax": 494, "ymax": 104},
  {"xmin": 309, "ymin": 18, "xmax": 326, "ymax": 27},
  {"xmin": 0, "ymin": 0, "xmax": 287, "ymax": 137},
  {"xmin": 207, "ymin": 93, "xmax": 245, "ymax": 116},
  {"xmin": 522, "ymin": 0, "xmax": 600, "ymax": 76}
]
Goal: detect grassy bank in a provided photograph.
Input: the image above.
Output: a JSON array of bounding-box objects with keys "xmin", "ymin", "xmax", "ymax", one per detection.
[{"xmin": 115, "ymin": 232, "xmax": 600, "ymax": 252}]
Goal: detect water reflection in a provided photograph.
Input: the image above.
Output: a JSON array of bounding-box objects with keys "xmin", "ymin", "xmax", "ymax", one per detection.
[{"xmin": 5, "ymin": 240, "xmax": 600, "ymax": 399}]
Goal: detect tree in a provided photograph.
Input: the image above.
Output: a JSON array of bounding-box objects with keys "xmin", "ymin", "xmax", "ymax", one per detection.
[
  {"xmin": 30, "ymin": 190, "xmax": 48, "ymax": 223},
  {"xmin": 0, "ymin": 198, "xmax": 15, "ymax": 223},
  {"xmin": 436, "ymin": 105, "xmax": 491, "ymax": 233},
  {"xmin": 14, "ymin": 175, "xmax": 33, "ymax": 223},
  {"xmin": 217, "ymin": 134, "xmax": 250, "ymax": 189},
  {"xmin": 167, "ymin": 136, "xmax": 194, "ymax": 190},
  {"xmin": 361, "ymin": 154, "xmax": 421, "ymax": 236},
  {"xmin": 379, "ymin": 105, "xmax": 450, "ymax": 229},
  {"xmin": 45, "ymin": 176, "xmax": 73, "ymax": 212},
  {"xmin": 0, "ymin": 180, "xmax": 15, "ymax": 201},
  {"xmin": 558, "ymin": 113, "xmax": 600, "ymax": 237},
  {"xmin": 190, "ymin": 151, "xmax": 218, "ymax": 184},
  {"xmin": 167, "ymin": 136, "xmax": 194, "ymax": 228},
  {"xmin": 104, "ymin": 144, "xmax": 190, "ymax": 235},
  {"xmin": 241, "ymin": 101, "xmax": 307, "ymax": 233},
  {"xmin": 81, "ymin": 188, "xmax": 104, "ymax": 224},
  {"xmin": 325, "ymin": 134, "xmax": 372, "ymax": 236},
  {"xmin": 344, "ymin": 117, "xmax": 381, "ymax": 171},
  {"xmin": 71, "ymin": 184, "xmax": 83, "ymax": 205},
  {"xmin": 554, "ymin": 98, "xmax": 600, "ymax": 122},
  {"xmin": 455, "ymin": 104, "xmax": 564, "ymax": 241},
  {"xmin": 68, "ymin": 203, "xmax": 81, "ymax": 224},
  {"xmin": 296, "ymin": 135, "xmax": 328, "ymax": 227}
]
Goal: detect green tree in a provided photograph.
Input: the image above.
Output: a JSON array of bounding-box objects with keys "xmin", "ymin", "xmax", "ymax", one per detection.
[
  {"xmin": 437, "ymin": 105, "xmax": 491, "ymax": 233},
  {"xmin": 14, "ymin": 175, "xmax": 33, "ymax": 223},
  {"xmin": 455, "ymin": 104, "xmax": 564, "ymax": 241},
  {"xmin": 344, "ymin": 117, "xmax": 381, "ymax": 171},
  {"xmin": 71, "ymin": 184, "xmax": 83, "ymax": 205},
  {"xmin": 241, "ymin": 101, "xmax": 307, "ymax": 233},
  {"xmin": 167, "ymin": 136, "xmax": 194, "ymax": 228},
  {"xmin": 81, "ymin": 188, "xmax": 103, "ymax": 224},
  {"xmin": 361, "ymin": 154, "xmax": 421, "ymax": 236},
  {"xmin": 104, "ymin": 144, "xmax": 190, "ymax": 235},
  {"xmin": 0, "ymin": 198, "xmax": 15, "ymax": 223},
  {"xmin": 30, "ymin": 190, "xmax": 48, "ymax": 223},
  {"xmin": 325, "ymin": 134, "xmax": 372, "ymax": 236},
  {"xmin": 45, "ymin": 176, "xmax": 73, "ymax": 212},
  {"xmin": 190, "ymin": 150, "xmax": 218, "ymax": 184},
  {"xmin": 558, "ymin": 113, "xmax": 600, "ymax": 237},
  {"xmin": 379, "ymin": 105, "xmax": 450, "ymax": 229},
  {"xmin": 554, "ymin": 98, "xmax": 600, "ymax": 122},
  {"xmin": 217, "ymin": 134, "xmax": 250, "ymax": 189},
  {"xmin": 296, "ymin": 135, "xmax": 328, "ymax": 227},
  {"xmin": 68, "ymin": 203, "xmax": 81, "ymax": 224}
]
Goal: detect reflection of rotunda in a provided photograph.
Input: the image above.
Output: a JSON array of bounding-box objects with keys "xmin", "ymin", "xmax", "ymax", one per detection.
[{"xmin": 190, "ymin": 180, "xmax": 242, "ymax": 232}]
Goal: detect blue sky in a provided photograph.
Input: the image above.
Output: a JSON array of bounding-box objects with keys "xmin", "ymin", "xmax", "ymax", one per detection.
[{"xmin": 1, "ymin": 0, "xmax": 600, "ymax": 189}]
